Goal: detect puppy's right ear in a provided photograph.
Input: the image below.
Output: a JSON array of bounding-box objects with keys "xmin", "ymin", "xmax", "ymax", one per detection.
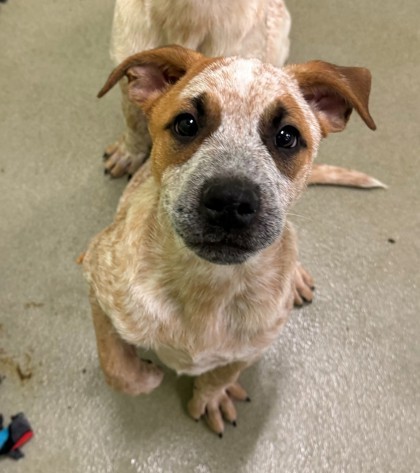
[{"xmin": 97, "ymin": 45, "xmax": 204, "ymax": 112}]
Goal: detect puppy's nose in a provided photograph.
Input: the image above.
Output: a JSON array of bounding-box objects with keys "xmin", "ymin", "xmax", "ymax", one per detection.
[{"xmin": 200, "ymin": 177, "xmax": 260, "ymax": 231}]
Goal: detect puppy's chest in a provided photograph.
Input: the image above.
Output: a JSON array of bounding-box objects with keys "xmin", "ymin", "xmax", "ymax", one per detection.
[{"xmin": 120, "ymin": 269, "xmax": 292, "ymax": 376}]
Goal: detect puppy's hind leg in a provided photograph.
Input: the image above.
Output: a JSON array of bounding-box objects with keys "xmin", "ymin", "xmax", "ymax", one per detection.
[
  {"xmin": 89, "ymin": 293, "xmax": 163, "ymax": 395},
  {"xmin": 103, "ymin": 80, "xmax": 151, "ymax": 178}
]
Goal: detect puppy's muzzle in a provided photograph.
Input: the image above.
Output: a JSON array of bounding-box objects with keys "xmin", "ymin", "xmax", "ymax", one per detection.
[{"xmin": 200, "ymin": 177, "xmax": 260, "ymax": 232}]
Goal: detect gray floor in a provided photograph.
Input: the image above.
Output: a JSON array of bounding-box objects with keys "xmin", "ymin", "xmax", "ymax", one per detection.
[{"xmin": 1, "ymin": 0, "xmax": 419, "ymax": 472}]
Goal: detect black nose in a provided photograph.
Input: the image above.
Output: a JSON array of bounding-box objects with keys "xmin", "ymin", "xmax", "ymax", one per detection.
[{"xmin": 200, "ymin": 177, "xmax": 260, "ymax": 231}]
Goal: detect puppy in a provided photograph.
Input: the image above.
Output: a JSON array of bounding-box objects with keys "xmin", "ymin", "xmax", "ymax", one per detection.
[{"xmin": 84, "ymin": 45, "xmax": 376, "ymax": 436}]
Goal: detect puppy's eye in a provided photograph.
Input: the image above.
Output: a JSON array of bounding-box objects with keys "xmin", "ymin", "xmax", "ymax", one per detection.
[
  {"xmin": 275, "ymin": 125, "xmax": 300, "ymax": 149},
  {"xmin": 173, "ymin": 113, "xmax": 198, "ymax": 138}
]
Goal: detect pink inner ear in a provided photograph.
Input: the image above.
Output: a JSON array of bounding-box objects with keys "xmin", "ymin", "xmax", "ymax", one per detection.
[
  {"xmin": 127, "ymin": 65, "xmax": 168, "ymax": 104},
  {"xmin": 305, "ymin": 89, "xmax": 352, "ymax": 132}
]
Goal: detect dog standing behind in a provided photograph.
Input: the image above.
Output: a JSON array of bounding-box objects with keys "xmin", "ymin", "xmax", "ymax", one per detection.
[
  {"xmin": 84, "ymin": 45, "xmax": 377, "ymax": 436},
  {"xmin": 103, "ymin": 0, "xmax": 383, "ymax": 190}
]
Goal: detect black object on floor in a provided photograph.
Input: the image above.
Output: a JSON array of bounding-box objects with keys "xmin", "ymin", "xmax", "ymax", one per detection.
[{"xmin": 0, "ymin": 413, "xmax": 33, "ymax": 460}]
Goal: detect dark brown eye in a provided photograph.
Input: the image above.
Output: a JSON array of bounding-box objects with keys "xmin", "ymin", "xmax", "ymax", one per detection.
[
  {"xmin": 173, "ymin": 113, "xmax": 198, "ymax": 138},
  {"xmin": 275, "ymin": 125, "xmax": 300, "ymax": 149}
]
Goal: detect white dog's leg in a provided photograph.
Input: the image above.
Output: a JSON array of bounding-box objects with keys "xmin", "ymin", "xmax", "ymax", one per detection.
[{"xmin": 103, "ymin": 80, "xmax": 151, "ymax": 178}]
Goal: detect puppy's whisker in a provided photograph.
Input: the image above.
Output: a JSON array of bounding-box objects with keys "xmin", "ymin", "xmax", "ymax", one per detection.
[{"xmin": 287, "ymin": 212, "xmax": 312, "ymax": 221}]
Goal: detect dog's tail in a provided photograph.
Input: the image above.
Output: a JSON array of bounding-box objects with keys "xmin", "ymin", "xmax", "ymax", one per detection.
[{"xmin": 308, "ymin": 163, "xmax": 386, "ymax": 189}]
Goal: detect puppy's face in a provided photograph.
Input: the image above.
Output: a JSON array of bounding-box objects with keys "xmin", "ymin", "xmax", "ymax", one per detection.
[
  {"xmin": 150, "ymin": 59, "xmax": 318, "ymax": 264},
  {"xmin": 99, "ymin": 46, "xmax": 375, "ymax": 265}
]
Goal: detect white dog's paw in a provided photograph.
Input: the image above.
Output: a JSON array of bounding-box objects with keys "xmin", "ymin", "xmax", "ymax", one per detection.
[
  {"xmin": 103, "ymin": 136, "xmax": 148, "ymax": 178},
  {"xmin": 293, "ymin": 262, "xmax": 315, "ymax": 307}
]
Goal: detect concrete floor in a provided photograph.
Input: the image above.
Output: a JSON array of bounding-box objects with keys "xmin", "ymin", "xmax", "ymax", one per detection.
[{"xmin": 1, "ymin": 0, "xmax": 419, "ymax": 471}]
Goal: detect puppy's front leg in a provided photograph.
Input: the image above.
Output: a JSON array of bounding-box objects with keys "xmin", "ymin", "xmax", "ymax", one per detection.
[
  {"xmin": 103, "ymin": 80, "xmax": 151, "ymax": 178},
  {"xmin": 188, "ymin": 362, "xmax": 250, "ymax": 436},
  {"xmin": 293, "ymin": 262, "xmax": 315, "ymax": 307},
  {"xmin": 90, "ymin": 293, "xmax": 163, "ymax": 395}
]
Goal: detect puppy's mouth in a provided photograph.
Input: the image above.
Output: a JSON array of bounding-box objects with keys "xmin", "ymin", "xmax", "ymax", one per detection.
[
  {"xmin": 169, "ymin": 176, "xmax": 284, "ymax": 265},
  {"xmin": 186, "ymin": 238, "xmax": 256, "ymax": 265}
]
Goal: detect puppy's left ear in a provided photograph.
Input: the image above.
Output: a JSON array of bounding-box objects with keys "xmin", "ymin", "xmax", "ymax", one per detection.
[{"xmin": 288, "ymin": 61, "xmax": 376, "ymax": 135}]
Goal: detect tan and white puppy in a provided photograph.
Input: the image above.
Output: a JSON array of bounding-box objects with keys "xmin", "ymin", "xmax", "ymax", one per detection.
[{"xmin": 84, "ymin": 46, "xmax": 376, "ymax": 436}]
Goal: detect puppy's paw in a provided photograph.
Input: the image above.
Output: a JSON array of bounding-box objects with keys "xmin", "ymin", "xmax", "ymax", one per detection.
[
  {"xmin": 103, "ymin": 137, "xmax": 148, "ymax": 178},
  {"xmin": 293, "ymin": 262, "xmax": 315, "ymax": 307},
  {"xmin": 104, "ymin": 358, "xmax": 164, "ymax": 396},
  {"xmin": 188, "ymin": 381, "xmax": 249, "ymax": 436}
]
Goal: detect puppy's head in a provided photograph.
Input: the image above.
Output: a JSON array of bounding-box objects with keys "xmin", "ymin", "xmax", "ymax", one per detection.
[{"xmin": 99, "ymin": 46, "xmax": 376, "ymax": 265}]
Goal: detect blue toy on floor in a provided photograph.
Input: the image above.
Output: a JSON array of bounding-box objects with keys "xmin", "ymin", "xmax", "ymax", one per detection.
[{"xmin": 0, "ymin": 413, "xmax": 33, "ymax": 460}]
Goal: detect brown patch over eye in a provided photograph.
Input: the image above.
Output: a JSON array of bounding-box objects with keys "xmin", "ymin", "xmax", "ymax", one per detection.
[
  {"xmin": 150, "ymin": 91, "xmax": 222, "ymax": 180},
  {"xmin": 259, "ymin": 95, "xmax": 314, "ymax": 180}
]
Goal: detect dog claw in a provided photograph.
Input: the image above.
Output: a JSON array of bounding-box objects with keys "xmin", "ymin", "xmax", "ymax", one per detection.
[
  {"xmin": 293, "ymin": 263, "xmax": 315, "ymax": 307},
  {"xmin": 102, "ymin": 136, "xmax": 149, "ymax": 178},
  {"xmin": 245, "ymin": 396, "xmax": 251, "ymax": 402},
  {"xmin": 188, "ymin": 381, "xmax": 248, "ymax": 435},
  {"xmin": 218, "ymin": 433, "xmax": 223, "ymax": 439}
]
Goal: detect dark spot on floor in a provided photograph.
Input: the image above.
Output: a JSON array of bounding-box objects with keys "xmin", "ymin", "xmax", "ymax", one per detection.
[
  {"xmin": 24, "ymin": 301, "xmax": 45, "ymax": 309},
  {"xmin": 17, "ymin": 353, "xmax": 33, "ymax": 381},
  {"xmin": 82, "ymin": 368, "xmax": 87, "ymax": 374},
  {"xmin": 0, "ymin": 352, "xmax": 33, "ymax": 382},
  {"xmin": 17, "ymin": 363, "xmax": 33, "ymax": 381}
]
